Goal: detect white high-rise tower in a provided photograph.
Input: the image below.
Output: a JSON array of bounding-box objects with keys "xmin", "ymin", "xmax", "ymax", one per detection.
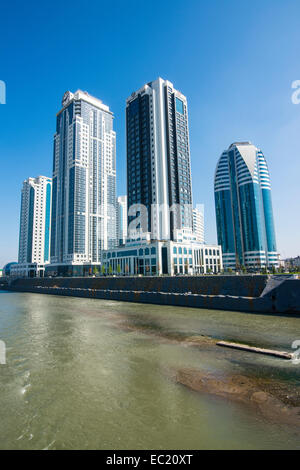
[
  {"xmin": 50, "ymin": 90, "xmax": 116, "ymax": 274},
  {"xmin": 18, "ymin": 176, "xmax": 52, "ymax": 265}
]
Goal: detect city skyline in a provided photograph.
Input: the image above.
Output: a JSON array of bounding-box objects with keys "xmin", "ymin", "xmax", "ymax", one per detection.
[
  {"xmin": 0, "ymin": 79, "xmax": 294, "ymax": 268},
  {"xmin": 1, "ymin": 0, "xmax": 300, "ymax": 266},
  {"xmin": 1, "ymin": 2, "xmax": 300, "ymax": 455},
  {"xmin": 12, "ymin": 80, "xmax": 222, "ymax": 277}
]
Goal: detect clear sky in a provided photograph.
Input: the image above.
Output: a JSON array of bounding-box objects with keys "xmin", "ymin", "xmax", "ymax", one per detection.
[{"xmin": 1, "ymin": 0, "xmax": 300, "ymax": 267}]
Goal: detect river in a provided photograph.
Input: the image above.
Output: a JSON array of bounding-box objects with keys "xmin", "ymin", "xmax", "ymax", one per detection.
[{"xmin": 0, "ymin": 291, "xmax": 299, "ymax": 450}]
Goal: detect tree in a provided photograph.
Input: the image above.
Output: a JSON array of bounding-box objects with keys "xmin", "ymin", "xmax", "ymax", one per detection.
[
  {"xmin": 108, "ymin": 265, "xmax": 113, "ymax": 275},
  {"xmin": 101, "ymin": 265, "xmax": 106, "ymax": 276},
  {"xmin": 117, "ymin": 264, "xmax": 121, "ymax": 275},
  {"xmin": 93, "ymin": 266, "xmax": 99, "ymax": 275}
]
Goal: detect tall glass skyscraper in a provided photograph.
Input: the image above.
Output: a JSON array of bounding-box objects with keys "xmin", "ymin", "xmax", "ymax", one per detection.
[
  {"xmin": 214, "ymin": 142, "xmax": 278, "ymax": 270},
  {"xmin": 126, "ymin": 78, "xmax": 192, "ymax": 240},
  {"xmin": 50, "ymin": 90, "xmax": 116, "ymax": 272}
]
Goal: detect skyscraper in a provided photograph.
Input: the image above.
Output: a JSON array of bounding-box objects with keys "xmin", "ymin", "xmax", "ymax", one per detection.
[
  {"xmin": 214, "ymin": 142, "xmax": 278, "ymax": 270},
  {"xmin": 50, "ymin": 90, "xmax": 116, "ymax": 274},
  {"xmin": 101, "ymin": 78, "xmax": 222, "ymax": 277},
  {"xmin": 126, "ymin": 78, "xmax": 192, "ymax": 241},
  {"xmin": 18, "ymin": 176, "xmax": 52, "ymax": 265},
  {"xmin": 116, "ymin": 195, "xmax": 128, "ymax": 245}
]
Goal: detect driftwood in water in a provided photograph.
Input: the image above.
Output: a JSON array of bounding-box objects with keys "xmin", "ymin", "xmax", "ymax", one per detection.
[{"xmin": 216, "ymin": 341, "xmax": 293, "ymax": 360}]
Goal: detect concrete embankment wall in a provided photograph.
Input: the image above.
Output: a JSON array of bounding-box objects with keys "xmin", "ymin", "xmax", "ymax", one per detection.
[
  {"xmin": 1, "ymin": 275, "xmax": 300, "ymax": 314},
  {"xmin": 7, "ymin": 275, "xmax": 268, "ymax": 297}
]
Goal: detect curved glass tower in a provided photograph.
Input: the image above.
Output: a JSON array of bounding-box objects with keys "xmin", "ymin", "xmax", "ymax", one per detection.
[{"xmin": 214, "ymin": 142, "xmax": 278, "ymax": 270}]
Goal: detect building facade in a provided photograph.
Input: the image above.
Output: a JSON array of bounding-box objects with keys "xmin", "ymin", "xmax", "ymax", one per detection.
[
  {"xmin": 192, "ymin": 206, "xmax": 204, "ymax": 243},
  {"xmin": 50, "ymin": 90, "xmax": 117, "ymax": 274},
  {"xmin": 284, "ymin": 256, "xmax": 300, "ymax": 271},
  {"xmin": 18, "ymin": 176, "xmax": 52, "ymax": 266},
  {"xmin": 116, "ymin": 195, "xmax": 128, "ymax": 245},
  {"xmin": 3, "ymin": 262, "xmax": 18, "ymax": 277},
  {"xmin": 214, "ymin": 142, "xmax": 278, "ymax": 270},
  {"xmin": 102, "ymin": 236, "xmax": 222, "ymax": 276},
  {"xmin": 10, "ymin": 263, "xmax": 47, "ymax": 278},
  {"xmin": 126, "ymin": 78, "xmax": 193, "ymax": 240}
]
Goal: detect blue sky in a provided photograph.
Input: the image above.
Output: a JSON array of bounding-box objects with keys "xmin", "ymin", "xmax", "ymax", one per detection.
[{"xmin": 1, "ymin": 0, "xmax": 300, "ymax": 267}]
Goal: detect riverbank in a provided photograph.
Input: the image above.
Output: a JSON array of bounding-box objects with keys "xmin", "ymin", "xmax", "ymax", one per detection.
[
  {"xmin": 175, "ymin": 368, "xmax": 300, "ymax": 427},
  {"xmin": 1, "ymin": 274, "xmax": 300, "ymax": 314},
  {"xmin": 112, "ymin": 315, "xmax": 300, "ymax": 425},
  {"xmin": 1, "ymin": 291, "xmax": 299, "ymax": 449}
]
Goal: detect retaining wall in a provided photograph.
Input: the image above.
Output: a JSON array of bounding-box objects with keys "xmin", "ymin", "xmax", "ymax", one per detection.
[
  {"xmin": 1, "ymin": 275, "xmax": 300, "ymax": 314},
  {"xmin": 7, "ymin": 275, "xmax": 268, "ymax": 297}
]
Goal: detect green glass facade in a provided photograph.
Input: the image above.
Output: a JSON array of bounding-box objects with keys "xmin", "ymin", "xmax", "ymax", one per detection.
[{"xmin": 214, "ymin": 142, "xmax": 278, "ymax": 269}]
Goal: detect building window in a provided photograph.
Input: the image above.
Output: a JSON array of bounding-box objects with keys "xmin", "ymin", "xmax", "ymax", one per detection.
[{"xmin": 176, "ymin": 98, "xmax": 184, "ymax": 114}]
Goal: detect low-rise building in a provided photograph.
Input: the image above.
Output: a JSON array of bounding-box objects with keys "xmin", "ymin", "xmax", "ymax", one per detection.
[
  {"xmin": 10, "ymin": 263, "xmax": 46, "ymax": 278},
  {"xmin": 285, "ymin": 256, "xmax": 300, "ymax": 271},
  {"xmin": 101, "ymin": 230, "xmax": 222, "ymax": 276}
]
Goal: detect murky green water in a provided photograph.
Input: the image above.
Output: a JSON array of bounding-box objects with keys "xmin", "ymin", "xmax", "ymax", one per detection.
[{"xmin": 0, "ymin": 291, "xmax": 299, "ymax": 450}]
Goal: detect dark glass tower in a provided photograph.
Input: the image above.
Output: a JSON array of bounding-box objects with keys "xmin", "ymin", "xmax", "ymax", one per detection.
[{"xmin": 126, "ymin": 78, "xmax": 192, "ymax": 240}]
